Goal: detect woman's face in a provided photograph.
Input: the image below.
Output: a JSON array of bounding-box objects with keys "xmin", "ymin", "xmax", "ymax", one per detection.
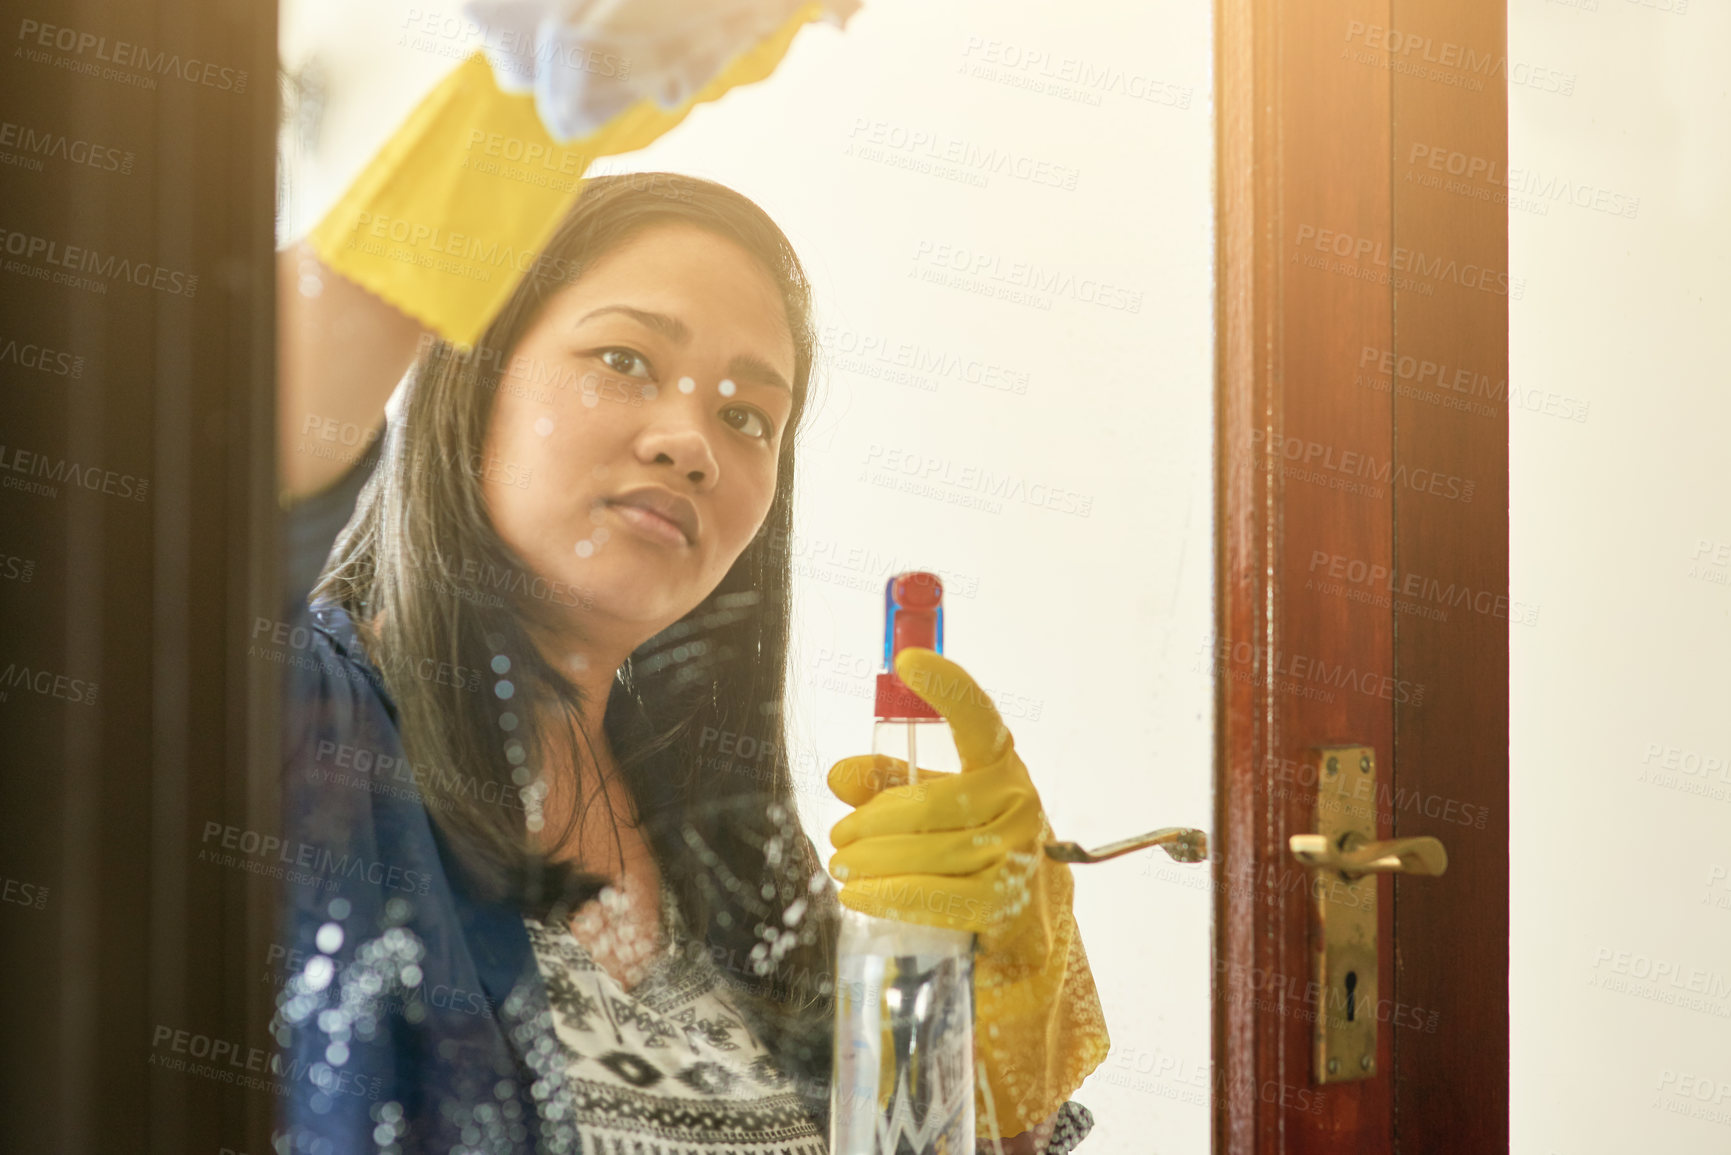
[{"xmin": 480, "ymin": 222, "xmax": 798, "ymax": 662}]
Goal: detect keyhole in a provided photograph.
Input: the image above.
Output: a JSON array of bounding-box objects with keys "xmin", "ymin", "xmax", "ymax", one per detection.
[{"xmin": 1344, "ymin": 971, "xmax": 1358, "ymax": 1022}]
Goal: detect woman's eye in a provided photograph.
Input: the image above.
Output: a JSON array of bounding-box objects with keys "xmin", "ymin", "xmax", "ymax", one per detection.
[
  {"xmin": 597, "ymin": 347, "xmax": 652, "ymax": 378},
  {"xmin": 722, "ymin": 405, "xmax": 774, "ymax": 441}
]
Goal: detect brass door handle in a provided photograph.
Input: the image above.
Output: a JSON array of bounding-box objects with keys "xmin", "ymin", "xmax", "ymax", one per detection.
[
  {"xmin": 1288, "ymin": 832, "xmax": 1448, "ymax": 879},
  {"xmin": 1045, "ymin": 826, "xmax": 1209, "ymax": 864},
  {"xmin": 1287, "ymin": 745, "xmax": 1453, "ymax": 1085}
]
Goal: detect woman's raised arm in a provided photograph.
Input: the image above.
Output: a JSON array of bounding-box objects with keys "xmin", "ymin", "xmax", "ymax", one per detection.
[
  {"xmin": 273, "ymin": 2, "xmax": 843, "ymax": 505},
  {"xmin": 276, "ymin": 241, "xmax": 423, "ymax": 503}
]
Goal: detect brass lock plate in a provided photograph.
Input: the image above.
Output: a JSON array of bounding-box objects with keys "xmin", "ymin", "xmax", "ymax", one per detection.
[{"xmin": 1309, "ymin": 745, "xmax": 1378, "ymax": 1083}]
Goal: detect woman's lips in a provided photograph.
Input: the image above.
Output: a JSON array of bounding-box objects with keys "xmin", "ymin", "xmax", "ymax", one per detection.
[{"xmin": 606, "ymin": 501, "xmax": 690, "ymax": 548}]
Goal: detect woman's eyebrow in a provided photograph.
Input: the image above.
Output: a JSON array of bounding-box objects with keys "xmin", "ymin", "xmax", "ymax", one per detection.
[
  {"xmin": 578, "ymin": 304, "xmax": 689, "ymax": 343},
  {"xmin": 724, "ymin": 353, "xmax": 793, "ymax": 398},
  {"xmin": 576, "ymin": 304, "xmax": 792, "ymax": 396}
]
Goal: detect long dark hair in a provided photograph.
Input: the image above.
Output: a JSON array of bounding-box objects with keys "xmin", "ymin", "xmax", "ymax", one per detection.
[{"xmin": 312, "ymin": 173, "xmax": 838, "ymax": 1107}]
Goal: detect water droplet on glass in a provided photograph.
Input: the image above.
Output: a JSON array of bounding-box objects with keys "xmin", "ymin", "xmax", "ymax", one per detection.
[
  {"xmin": 304, "ymin": 955, "xmax": 334, "ymax": 991},
  {"xmin": 316, "ymin": 922, "xmax": 344, "ymax": 954}
]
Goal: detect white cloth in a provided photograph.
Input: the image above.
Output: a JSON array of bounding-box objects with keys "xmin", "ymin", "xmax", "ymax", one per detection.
[
  {"xmin": 461, "ymin": 0, "xmax": 863, "ymax": 143},
  {"xmin": 523, "ymin": 882, "xmax": 826, "ymax": 1154}
]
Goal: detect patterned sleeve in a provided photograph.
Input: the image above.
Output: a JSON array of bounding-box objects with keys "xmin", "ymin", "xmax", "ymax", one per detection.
[
  {"xmin": 977, "ymin": 1099, "xmax": 1095, "ymax": 1155},
  {"xmin": 1040, "ymin": 1100, "xmax": 1094, "ymax": 1154}
]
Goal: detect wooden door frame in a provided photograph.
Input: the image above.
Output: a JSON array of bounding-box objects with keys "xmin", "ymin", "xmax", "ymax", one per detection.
[
  {"xmin": 0, "ymin": 0, "xmax": 280, "ymax": 1151},
  {"xmin": 1212, "ymin": 0, "xmax": 1510, "ymax": 1151}
]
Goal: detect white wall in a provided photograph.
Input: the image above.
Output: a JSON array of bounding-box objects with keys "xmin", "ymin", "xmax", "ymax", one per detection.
[
  {"xmin": 279, "ymin": 1, "xmax": 1218, "ymax": 1149},
  {"xmin": 1509, "ymin": 1, "xmax": 1731, "ymax": 1150}
]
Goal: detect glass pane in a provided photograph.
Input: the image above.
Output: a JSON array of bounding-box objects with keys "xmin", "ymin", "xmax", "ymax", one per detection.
[{"xmin": 274, "ymin": 2, "xmax": 1215, "ymax": 1150}]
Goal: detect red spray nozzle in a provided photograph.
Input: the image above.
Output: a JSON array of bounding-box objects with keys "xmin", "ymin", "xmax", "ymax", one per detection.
[{"xmin": 875, "ymin": 571, "xmax": 944, "ymax": 721}]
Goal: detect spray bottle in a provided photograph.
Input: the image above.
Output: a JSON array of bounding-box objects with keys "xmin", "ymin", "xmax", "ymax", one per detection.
[{"xmin": 831, "ymin": 571, "xmax": 976, "ymax": 1154}]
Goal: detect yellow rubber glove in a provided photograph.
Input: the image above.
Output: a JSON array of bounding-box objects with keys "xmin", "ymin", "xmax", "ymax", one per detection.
[
  {"xmin": 306, "ymin": 3, "xmax": 831, "ymax": 348},
  {"xmin": 827, "ymin": 647, "xmax": 1111, "ymax": 1141}
]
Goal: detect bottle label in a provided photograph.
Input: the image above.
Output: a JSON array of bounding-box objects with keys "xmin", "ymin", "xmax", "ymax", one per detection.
[{"xmin": 832, "ymin": 937, "xmax": 974, "ymax": 1154}]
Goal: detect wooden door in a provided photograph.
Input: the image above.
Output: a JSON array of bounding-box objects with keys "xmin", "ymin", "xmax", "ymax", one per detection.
[
  {"xmin": 0, "ymin": 1, "xmax": 280, "ymax": 1152},
  {"xmin": 1213, "ymin": 0, "xmax": 1509, "ymax": 1151}
]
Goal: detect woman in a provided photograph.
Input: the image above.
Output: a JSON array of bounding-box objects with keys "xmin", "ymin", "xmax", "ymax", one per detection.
[{"xmin": 275, "ymin": 173, "xmax": 1102, "ymax": 1153}]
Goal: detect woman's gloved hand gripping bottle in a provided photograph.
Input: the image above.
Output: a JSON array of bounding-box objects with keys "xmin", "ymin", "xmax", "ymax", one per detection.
[{"xmin": 828, "ymin": 573, "xmax": 1110, "ymax": 1152}]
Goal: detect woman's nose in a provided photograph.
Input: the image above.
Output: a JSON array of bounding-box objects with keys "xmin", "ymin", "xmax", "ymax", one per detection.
[{"xmin": 633, "ymin": 408, "xmax": 720, "ymax": 490}]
